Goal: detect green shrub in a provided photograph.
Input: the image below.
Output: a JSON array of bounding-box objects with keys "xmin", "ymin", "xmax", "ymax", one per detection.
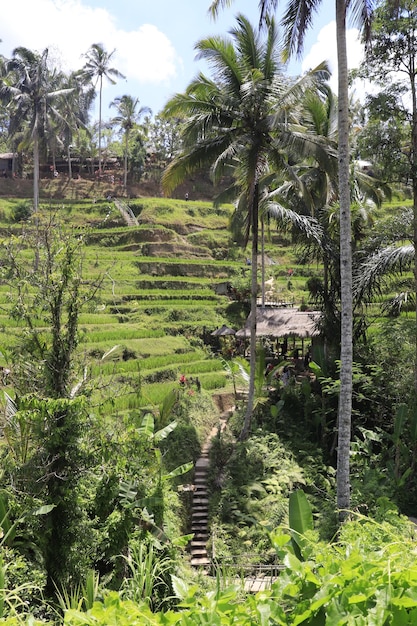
[{"xmin": 11, "ymin": 201, "xmax": 32, "ymax": 222}]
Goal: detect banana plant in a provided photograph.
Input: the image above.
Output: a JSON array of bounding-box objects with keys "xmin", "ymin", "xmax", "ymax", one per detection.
[
  {"xmin": 120, "ymin": 408, "xmax": 193, "ymax": 542},
  {"xmin": 269, "ymin": 489, "xmax": 314, "ymax": 563}
]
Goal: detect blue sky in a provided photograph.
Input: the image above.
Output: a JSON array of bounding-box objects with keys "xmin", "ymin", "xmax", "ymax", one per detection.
[{"xmin": 1, "ymin": 0, "xmax": 365, "ymax": 122}]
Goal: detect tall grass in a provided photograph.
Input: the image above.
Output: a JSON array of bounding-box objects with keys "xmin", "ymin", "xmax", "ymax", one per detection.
[
  {"xmin": 90, "ymin": 350, "xmax": 208, "ymax": 377},
  {"xmin": 79, "ymin": 328, "xmax": 165, "ymax": 342}
]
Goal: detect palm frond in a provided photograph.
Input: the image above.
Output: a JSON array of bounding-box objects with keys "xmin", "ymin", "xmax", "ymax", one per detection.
[
  {"xmin": 266, "ymin": 199, "xmax": 324, "ymax": 244},
  {"xmin": 354, "ymin": 244, "xmax": 414, "ymax": 302}
]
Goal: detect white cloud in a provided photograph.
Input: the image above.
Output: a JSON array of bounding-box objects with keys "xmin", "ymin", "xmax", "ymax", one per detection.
[
  {"xmin": 113, "ymin": 25, "xmax": 178, "ymax": 84},
  {"xmin": 301, "ymin": 21, "xmax": 365, "ymax": 94},
  {"xmin": 1, "ymin": 0, "xmax": 180, "ymax": 87}
]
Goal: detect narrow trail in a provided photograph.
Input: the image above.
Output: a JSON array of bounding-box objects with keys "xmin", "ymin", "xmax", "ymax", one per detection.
[
  {"xmin": 189, "ymin": 411, "xmax": 229, "ymax": 569},
  {"xmin": 188, "ymin": 396, "xmax": 282, "ymax": 591}
]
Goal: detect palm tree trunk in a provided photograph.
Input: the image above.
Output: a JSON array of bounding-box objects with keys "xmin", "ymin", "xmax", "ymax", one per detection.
[
  {"xmin": 68, "ymin": 145, "xmax": 72, "ymax": 180},
  {"xmin": 33, "ymin": 132, "xmax": 40, "ymax": 271},
  {"xmin": 336, "ymin": 0, "xmax": 353, "ymax": 521},
  {"xmin": 410, "ymin": 52, "xmax": 417, "ymax": 395},
  {"xmin": 98, "ymin": 76, "xmax": 103, "ymax": 175},
  {"xmin": 239, "ymin": 184, "xmax": 259, "ymax": 441},
  {"xmin": 261, "ymin": 215, "xmax": 265, "ymax": 308},
  {"xmin": 33, "ymin": 134, "xmax": 40, "ymax": 212},
  {"xmin": 124, "ymin": 131, "xmax": 128, "ymax": 189}
]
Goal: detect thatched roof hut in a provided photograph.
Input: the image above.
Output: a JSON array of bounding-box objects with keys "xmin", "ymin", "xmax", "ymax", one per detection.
[
  {"xmin": 236, "ymin": 307, "xmax": 321, "ymax": 339},
  {"xmin": 211, "ymin": 324, "xmax": 236, "ymax": 336}
]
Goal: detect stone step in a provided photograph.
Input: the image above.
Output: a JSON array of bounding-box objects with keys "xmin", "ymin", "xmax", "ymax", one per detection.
[
  {"xmin": 195, "ymin": 457, "xmax": 210, "ymax": 468},
  {"xmin": 192, "ymin": 511, "xmax": 208, "ymax": 519},
  {"xmin": 192, "ymin": 497, "xmax": 209, "ymax": 505},
  {"xmin": 190, "ymin": 540, "xmax": 207, "ymax": 547},
  {"xmin": 192, "ymin": 534, "xmax": 209, "ymax": 543},
  {"xmin": 191, "ymin": 556, "xmax": 211, "ymax": 567},
  {"xmin": 194, "ymin": 456, "xmax": 210, "ymax": 474},
  {"xmin": 190, "ymin": 547, "xmax": 208, "ymax": 557}
]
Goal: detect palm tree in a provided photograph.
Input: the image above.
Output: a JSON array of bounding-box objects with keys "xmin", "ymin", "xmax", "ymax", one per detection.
[
  {"xmin": 56, "ymin": 72, "xmax": 92, "ymax": 180},
  {"xmin": 0, "ymin": 47, "xmax": 72, "ymax": 211},
  {"xmin": 80, "ymin": 44, "xmax": 125, "ymax": 175},
  {"xmin": 110, "ymin": 95, "xmax": 151, "ymax": 189},
  {"xmin": 210, "ymin": 0, "xmax": 374, "ymax": 520},
  {"xmin": 269, "ymin": 90, "xmax": 388, "ymax": 351},
  {"xmin": 162, "ymin": 14, "xmax": 333, "ymax": 440}
]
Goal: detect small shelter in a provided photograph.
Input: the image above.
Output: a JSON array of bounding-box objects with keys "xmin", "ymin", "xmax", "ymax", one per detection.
[
  {"xmin": 236, "ymin": 308, "xmax": 320, "ymax": 339},
  {"xmin": 236, "ymin": 307, "xmax": 321, "ymax": 361},
  {"xmin": 211, "ymin": 324, "xmax": 236, "ymax": 337},
  {"xmin": 0, "ymin": 153, "xmax": 16, "ymax": 176}
]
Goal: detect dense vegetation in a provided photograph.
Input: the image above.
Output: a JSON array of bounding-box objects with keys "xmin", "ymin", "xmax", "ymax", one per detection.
[
  {"xmin": 3, "ymin": 0, "xmax": 417, "ymax": 622},
  {"xmin": 0, "ymin": 190, "xmax": 414, "ymax": 624}
]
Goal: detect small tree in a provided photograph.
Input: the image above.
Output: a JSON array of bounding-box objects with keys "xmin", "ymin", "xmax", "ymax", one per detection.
[{"xmin": 0, "ymin": 217, "xmax": 103, "ymax": 594}]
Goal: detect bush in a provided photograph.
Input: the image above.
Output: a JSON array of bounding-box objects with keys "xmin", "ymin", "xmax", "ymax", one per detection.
[{"xmin": 11, "ymin": 201, "xmax": 32, "ymax": 222}]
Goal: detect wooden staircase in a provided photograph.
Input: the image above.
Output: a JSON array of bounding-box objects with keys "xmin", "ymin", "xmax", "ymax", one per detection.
[{"xmin": 189, "ymin": 413, "xmax": 230, "ymax": 570}]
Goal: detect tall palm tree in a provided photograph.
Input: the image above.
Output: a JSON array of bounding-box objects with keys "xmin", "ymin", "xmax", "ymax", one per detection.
[
  {"xmin": 56, "ymin": 72, "xmax": 92, "ymax": 180},
  {"xmin": 0, "ymin": 47, "xmax": 72, "ymax": 211},
  {"xmin": 210, "ymin": 0, "xmax": 374, "ymax": 520},
  {"xmin": 110, "ymin": 95, "xmax": 151, "ymax": 189},
  {"xmin": 80, "ymin": 44, "xmax": 125, "ymax": 175},
  {"xmin": 162, "ymin": 14, "xmax": 333, "ymax": 440}
]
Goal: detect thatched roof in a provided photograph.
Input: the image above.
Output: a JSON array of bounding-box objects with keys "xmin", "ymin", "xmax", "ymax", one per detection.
[
  {"xmin": 211, "ymin": 324, "xmax": 236, "ymax": 336},
  {"xmin": 236, "ymin": 307, "xmax": 321, "ymax": 339}
]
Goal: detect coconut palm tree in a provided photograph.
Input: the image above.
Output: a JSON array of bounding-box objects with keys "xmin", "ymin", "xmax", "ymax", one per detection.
[
  {"xmin": 210, "ymin": 0, "xmax": 375, "ymax": 520},
  {"xmin": 162, "ymin": 14, "xmax": 333, "ymax": 440},
  {"xmin": 110, "ymin": 95, "xmax": 151, "ymax": 189},
  {"xmin": 0, "ymin": 47, "xmax": 72, "ymax": 211},
  {"xmin": 80, "ymin": 44, "xmax": 125, "ymax": 175},
  {"xmin": 268, "ymin": 89, "xmax": 388, "ymax": 346},
  {"xmin": 56, "ymin": 72, "xmax": 93, "ymax": 180}
]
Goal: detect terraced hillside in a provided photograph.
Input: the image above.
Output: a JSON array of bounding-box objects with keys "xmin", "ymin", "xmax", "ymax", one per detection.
[
  {"xmin": 0, "ymin": 194, "xmax": 312, "ymax": 416},
  {"xmin": 0, "ymin": 196, "xmax": 240, "ymax": 415}
]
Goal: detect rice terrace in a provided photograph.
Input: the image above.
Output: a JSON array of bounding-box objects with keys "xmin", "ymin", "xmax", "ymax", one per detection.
[{"xmin": 3, "ymin": 1, "xmax": 417, "ymax": 623}]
